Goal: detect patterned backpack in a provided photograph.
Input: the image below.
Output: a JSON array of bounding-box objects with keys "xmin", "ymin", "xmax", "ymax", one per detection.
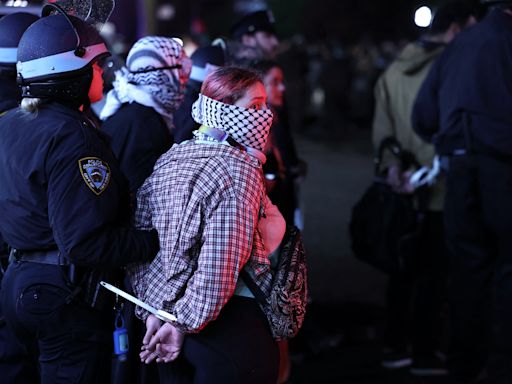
[{"xmin": 241, "ymin": 226, "xmax": 308, "ymax": 340}]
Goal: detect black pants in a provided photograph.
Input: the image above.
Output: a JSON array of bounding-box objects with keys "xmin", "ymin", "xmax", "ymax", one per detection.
[
  {"xmin": 0, "ymin": 261, "xmax": 112, "ymax": 384},
  {"xmin": 0, "ymin": 263, "xmax": 39, "ymax": 384},
  {"xmin": 384, "ymin": 211, "xmax": 448, "ymax": 358},
  {"xmin": 444, "ymin": 154, "xmax": 512, "ymax": 381},
  {"xmin": 158, "ymin": 295, "xmax": 279, "ymax": 384}
]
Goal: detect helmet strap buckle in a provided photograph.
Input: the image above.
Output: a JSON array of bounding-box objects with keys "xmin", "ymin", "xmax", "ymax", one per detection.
[{"xmin": 74, "ymin": 47, "xmax": 86, "ymax": 58}]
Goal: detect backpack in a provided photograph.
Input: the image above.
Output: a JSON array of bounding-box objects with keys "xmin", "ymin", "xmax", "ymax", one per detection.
[
  {"xmin": 349, "ymin": 137, "xmax": 427, "ymax": 274},
  {"xmin": 241, "ymin": 226, "xmax": 308, "ymax": 341}
]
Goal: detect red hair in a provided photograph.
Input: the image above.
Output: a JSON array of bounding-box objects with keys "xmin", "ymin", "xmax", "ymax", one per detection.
[{"xmin": 201, "ymin": 67, "xmax": 263, "ymax": 105}]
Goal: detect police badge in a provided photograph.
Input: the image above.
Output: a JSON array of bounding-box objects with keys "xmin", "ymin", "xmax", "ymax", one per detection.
[{"xmin": 78, "ymin": 157, "xmax": 111, "ymax": 195}]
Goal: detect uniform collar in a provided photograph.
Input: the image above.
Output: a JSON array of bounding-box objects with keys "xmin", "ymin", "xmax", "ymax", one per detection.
[{"xmin": 43, "ymin": 101, "xmax": 89, "ymax": 121}]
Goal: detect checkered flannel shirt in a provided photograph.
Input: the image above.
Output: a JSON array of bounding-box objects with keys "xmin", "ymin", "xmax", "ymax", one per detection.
[{"xmin": 128, "ymin": 141, "xmax": 273, "ymax": 333}]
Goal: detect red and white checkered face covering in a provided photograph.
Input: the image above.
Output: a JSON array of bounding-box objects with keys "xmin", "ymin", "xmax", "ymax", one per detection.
[{"xmin": 191, "ymin": 93, "xmax": 273, "ymax": 152}]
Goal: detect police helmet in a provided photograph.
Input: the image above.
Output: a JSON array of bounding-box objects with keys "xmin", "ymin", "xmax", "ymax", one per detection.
[
  {"xmin": 0, "ymin": 13, "xmax": 39, "ymax": 76},
  {"xmin": 189, "ymin": 46, "xmax": 226, "ymax": 83},
  {"xmin": 17, "ymin": 11, "xmax": 110, "ymax": 102},
  {"xmin": 230, "ymin": 10, "xmax": 277, "ymax": 40}
]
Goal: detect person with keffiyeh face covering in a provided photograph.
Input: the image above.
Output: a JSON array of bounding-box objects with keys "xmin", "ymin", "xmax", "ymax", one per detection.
[
  {"xmin": 99, "ymin": 36, "xmax": 190, "ymax": 384},
  {"xmin": 100, "ymin": 36, "xmax": 191, "ymax": 193},
  {"xmin": 129, "ymin": 67, "xmax": 285, "ymax": 384}
]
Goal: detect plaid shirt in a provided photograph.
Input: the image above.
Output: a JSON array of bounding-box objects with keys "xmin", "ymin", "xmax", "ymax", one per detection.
[{"xmin": 129, "ymin": 141, "xmax": 273, "ymax": 333}]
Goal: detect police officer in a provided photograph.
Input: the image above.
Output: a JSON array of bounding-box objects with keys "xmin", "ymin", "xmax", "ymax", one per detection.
[
  {"xmin": 412, "ymin": 1, "xmax": 512, "ymax": 381},
  {"xmin": 230, "ymin": 9, "xmax": 280, "ymax": 60},
  {"xmin": 0, "ymin": 11, "xmax": 40, "ymax": 384},
  {"xmin": 0, "ymin": 12, "xmax": 37, "ymax": 112},
  {"xmin": 0, "ymin": 10, "xmax": 159, "ymax": 384}
]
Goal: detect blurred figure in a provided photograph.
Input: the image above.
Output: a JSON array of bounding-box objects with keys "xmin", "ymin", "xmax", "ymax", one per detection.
[
  {"xmin": 231, "ymin": 9, "xmax": 307, "ymax": 228},
  {"xmin": 173, "ymin": 44, "xmax": 226, "ymax": 143},
  {"xmin": 372, "ymin": 1, "xmax": 476, "ymax": 376},
  {"xmin": 229, "ymin": 9, "xmax": 280, "ymax": 62},
  {"xmin": 318, "ymin": 40, "xmax": 353, "ymax": 137},
  {"xmin": 413, "ymin": 1, "xmax": 512, "ymax": 382},
  {"xmin": 0, "ymin": 12, "xmax": 40, "ymax": 384},
  {"xmin": 254, "ymin": 60, "xmax": 298, "ymax": 225}
]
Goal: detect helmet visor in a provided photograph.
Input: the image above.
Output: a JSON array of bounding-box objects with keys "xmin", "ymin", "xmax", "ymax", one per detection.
[{"xmin": 43, "ymin": 0, "xmax": 115, "ymax": 31}]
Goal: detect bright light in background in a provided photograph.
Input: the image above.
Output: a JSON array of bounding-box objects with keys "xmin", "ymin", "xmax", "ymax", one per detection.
[
  {"xmin": 414, "ymin": 6, "xmax": 433, "ymax": 28},
  {"xmin": 156, "ymin": 4, "xmax": 176, "ymax": 21},
  {"xmin": 5, "ymin": 0, "xmax": 29, "ymax": 6}
]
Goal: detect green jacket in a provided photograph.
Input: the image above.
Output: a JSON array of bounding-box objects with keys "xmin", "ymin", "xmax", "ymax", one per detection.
[{"xmin": 372, "ymin": 41, "xmax": 445, "ymax": 211}]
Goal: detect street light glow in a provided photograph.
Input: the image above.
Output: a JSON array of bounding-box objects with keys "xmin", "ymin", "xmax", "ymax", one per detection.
[{"xmin": 414, "ymin": 6, "xmax": 432, "ymax": 28}]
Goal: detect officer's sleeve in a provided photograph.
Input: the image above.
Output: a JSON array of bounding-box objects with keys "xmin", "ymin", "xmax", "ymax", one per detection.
[
  {"xmin": 46, "ymin": 122, "xmax": 159, "ymax": 268},
  {"xmin": 412, "ymin": 60, "xmax": 441, "ymax": 143}
]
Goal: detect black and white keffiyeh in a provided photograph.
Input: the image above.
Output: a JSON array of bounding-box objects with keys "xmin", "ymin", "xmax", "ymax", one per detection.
[
  {"xmin": 100, "ymin": 36, "xmax": 188, "ymax": 129},
  {"xmin": 191, "ymin": 93, "xmax": 273, "ymax": 152}
]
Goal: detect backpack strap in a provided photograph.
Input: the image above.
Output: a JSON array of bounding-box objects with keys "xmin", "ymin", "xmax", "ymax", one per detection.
[{"xmin": 240, "ymin": 269, "xmax": 267, "ymax": 304}]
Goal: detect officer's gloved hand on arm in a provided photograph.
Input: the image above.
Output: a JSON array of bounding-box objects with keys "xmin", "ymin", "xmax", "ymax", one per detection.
[{"xmin": 140, "ymin": 314, "xmax": 185, "ymax": 363}]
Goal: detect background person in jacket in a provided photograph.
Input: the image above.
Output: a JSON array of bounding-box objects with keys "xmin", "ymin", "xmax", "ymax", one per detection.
[
  {"xmin": 100, "ymin": 36, "xmax": 191, "ymax": 193},
  {"xmin": 372, "ymin": 1, "xmax": 476, "ymax": 375},
  {"xmin": 412, "ymin": 0, "xmax": 512, "ymax": 381},
  {"xmin": 0, "ymin": 11, "xmax": 40, "ymax": 384},
  {"xmin": 0, "ymin": 12, "xmax": 159, "ymax": 383},
  {"xmin": 129, "ymin": 67, "xmax": 284, "ymax": 384}
]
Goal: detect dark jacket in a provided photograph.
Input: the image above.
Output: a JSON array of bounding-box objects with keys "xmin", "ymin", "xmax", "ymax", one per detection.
[
  {"xmin": 173, "ymin": 80, "xmax": 201, "ymax": 144},
  {"xmin": 0, "ymin": 78, "xmax": 18, "ymax": 114},
  {"xmin": 102, "ymin": 102, "xmax": 174, "ymax": 192},
  {"xmin": 412, "ymin": 10, "xmax": 512, "ymax": 157},
  {"xmin": 0, "ymin": 77, "xmax": 17, "ymax": 255},
  {"xmin": 0, "ymin": 102, "xmax": 158, "ymax": 268}
]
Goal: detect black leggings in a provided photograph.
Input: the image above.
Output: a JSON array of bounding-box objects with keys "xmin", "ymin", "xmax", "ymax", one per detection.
[{"xmin": 159, "ymin": 296, "xmax": 279, "ymax": 384}]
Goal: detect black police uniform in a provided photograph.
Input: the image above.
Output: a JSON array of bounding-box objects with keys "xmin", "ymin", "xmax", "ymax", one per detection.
[
  {"xmin": 0, "ymin": 101, "xmax": 159, "ymax": 383},
  {"xmin": 0, "ymin": 76, "xmax": 39, "ymax": 384},
  {"xmin": 412, "ymin": 9, "xmax": 512, "ymax": 381},
  {"xmin": 0, "ymin": 80, "xmax": 17, "ymax": 114},
  {"xmin": 102, "ymin": 102, "xmax": 173, "ymax": 192}
]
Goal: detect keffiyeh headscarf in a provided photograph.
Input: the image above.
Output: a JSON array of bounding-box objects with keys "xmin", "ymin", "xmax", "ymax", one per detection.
[
  {"xmin": 100, "ymin": 36, "xmax": 190, "ymax": 130},
  {"xmin": 191, "ymin": 93, "xmax": 273, "ymax": 152}
]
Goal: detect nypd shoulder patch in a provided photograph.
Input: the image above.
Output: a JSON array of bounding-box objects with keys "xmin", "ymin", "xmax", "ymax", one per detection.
[{"xmin": 78, "ymin": 157, "xmax": 111, "ymax": 195}]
